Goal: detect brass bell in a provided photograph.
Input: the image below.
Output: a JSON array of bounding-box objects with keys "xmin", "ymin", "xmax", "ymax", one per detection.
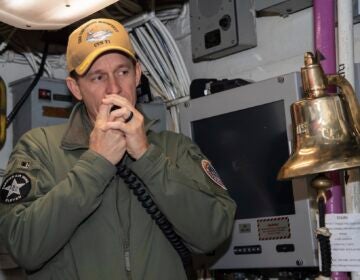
[{"xmin": 278, "ymin": 52, "xmax": 360, "ymax": 180}]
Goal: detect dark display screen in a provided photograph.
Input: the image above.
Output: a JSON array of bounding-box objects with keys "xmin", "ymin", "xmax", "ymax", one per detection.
[{"xmin": 192, "ymin": 100, "xmax": 295, "ymax": 219}]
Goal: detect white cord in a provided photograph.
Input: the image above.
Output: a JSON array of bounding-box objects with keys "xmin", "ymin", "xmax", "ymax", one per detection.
[
  {"xmin": 0, "ymin": 27, "xmax": 16, "ymax": 53},
  {"xmin": 134, "ymin": 28, "xmax": 173, "ymax": 98},
  {"xmin": 23, "ymin": 52, "xmax": 39, "ymax": 73},
  {"xmin": 33, "ymin": 54, "xmax": 54, "ymax": 78},
  {"xmin": 151, "ymin": 17, "xmax": 190, "ymax": 96},
  {"xmin": 142, "ymin": 19, "xmax": 186, "ymax": 98},
  {"xmin": 130, "ymin": 33, "xmax": 169, "ymax": 99},
  {"xmin": 169, "ymin": 106, "xmax": 180, "ymax": 133},
  {"xmin": 136, "ymin": 27, "xmax": 176, "ymax": 99},
  {"xmin": 315, "ymin": 227, "xmax": 332, "ymax": 237},
  {"xmin": 0, "ymin": 42, "xmax": 8, "ymax": 53},
  {"xmin": 155, "ymin": 7, "xmax": 182, "ymax": 22},
  {"xmin": 136, "ymin": 28, "xmax": 167, "ymax": 77},
  {"xmin": 5, "ymin": 32, "xmax": 55, "ymax": 77},
  {"xmin": 125, "ymin": 10, "xmax": 191, "ymax": 132},
  {"xmin": 1, "ymin": 51, "xmax": 65, "ymax": 70},
  {"xmin": 145, "ymin": 22, "xmax": 181, "ymax": 95}
]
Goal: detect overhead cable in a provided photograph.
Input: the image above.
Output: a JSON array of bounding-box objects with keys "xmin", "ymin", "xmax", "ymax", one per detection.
[
  {"xmin": 6, "ymin": 42, "xmax": 49, "ymax": 127},
  {"xmin": 125, "ymin": 12, "xmax": 190, "ymax": 132}
]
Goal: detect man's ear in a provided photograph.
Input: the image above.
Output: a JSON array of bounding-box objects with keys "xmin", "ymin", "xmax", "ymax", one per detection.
[
  {"xmin": 135, "ymin": 62, "xmax": 142, "ymax": 87},
  {"xmin": 66, "ymin": 77, "xmax": 82, "ymax": 101}
]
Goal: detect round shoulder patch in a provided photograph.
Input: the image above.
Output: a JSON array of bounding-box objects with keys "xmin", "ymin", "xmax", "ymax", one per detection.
[
  {"xmin": 0, "ymin": 173, "xmax": 31, "ymax": 204},
  {"xmin": 201, "ymin": 159, "xmax": 227, "ymax": 190}
]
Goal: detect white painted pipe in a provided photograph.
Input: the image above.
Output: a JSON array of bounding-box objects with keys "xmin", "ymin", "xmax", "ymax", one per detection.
[
  {"xmin": 338, "ymin": 0, "xmax": 355, "ymax": 85},
  {"xmin": 337, "ymin": 0, "xmax": 360, "ymax": 279}
]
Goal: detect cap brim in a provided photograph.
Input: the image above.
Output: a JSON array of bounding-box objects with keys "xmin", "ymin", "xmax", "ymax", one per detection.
[{"xmin": 75, "ymin": 46, "xmax": 136, "ymax": 75}]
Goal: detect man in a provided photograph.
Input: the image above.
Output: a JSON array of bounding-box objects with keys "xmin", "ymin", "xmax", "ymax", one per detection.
[{"xmin": 0, "ymin": 18, "xmax": 236, "ymax": 279}]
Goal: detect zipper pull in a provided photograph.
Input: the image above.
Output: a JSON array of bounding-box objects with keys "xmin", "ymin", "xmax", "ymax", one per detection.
[{"xmin": 124, "ymin": 242, "xmax": 131, "ymax": 272}]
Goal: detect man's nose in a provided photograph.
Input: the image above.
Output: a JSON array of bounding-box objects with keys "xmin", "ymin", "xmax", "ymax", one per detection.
[{"xmin": 107, "ymin": 76, "xmax": 121, "ymax": 94}]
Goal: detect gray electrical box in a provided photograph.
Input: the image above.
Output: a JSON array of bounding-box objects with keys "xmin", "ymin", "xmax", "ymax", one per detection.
[
  {"xmin": 189, "ymin": 0, "xmax": 257, "ymax": 62},
  {"xmin": 10, "ymin": 76, "xmax": 74, "ymax": 146},
  {"xmin": 255, "ymin": 0, "xmax": 312, "ymax": 17}
]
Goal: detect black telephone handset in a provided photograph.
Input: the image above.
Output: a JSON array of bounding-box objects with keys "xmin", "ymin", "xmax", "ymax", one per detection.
[
  {"xmin": 116, "ymin": 164, "xmax": 197, "ymax": 280},
  {"xmin": 110, "ymin": 105, "xmax": 120, "ymax": 112},
  {"xmin": 110, "ymin": 105, "xmax": 134, "ymax": 123}
]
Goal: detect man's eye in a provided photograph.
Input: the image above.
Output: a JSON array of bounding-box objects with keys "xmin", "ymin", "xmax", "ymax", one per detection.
[
  {"xmin": 117, "ymin": 70, "xmax": 129, "ymax": 76},
  {"xmin": 91, "ymin": 75, "xmax": 103, "ymax": 81}
]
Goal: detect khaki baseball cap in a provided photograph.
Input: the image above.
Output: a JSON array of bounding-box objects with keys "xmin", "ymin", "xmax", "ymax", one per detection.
[{"xmin": 66, "ymin": 18, "xmax": 136, "ymax": 75}]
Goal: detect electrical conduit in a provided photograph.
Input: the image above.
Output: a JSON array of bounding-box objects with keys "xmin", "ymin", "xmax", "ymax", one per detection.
[{"xmin": 314, "ymin": 0, "xmax": 348, "ymax": 279}]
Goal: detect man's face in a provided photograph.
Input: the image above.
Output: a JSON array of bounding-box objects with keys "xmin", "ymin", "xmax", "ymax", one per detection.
[{"xmin": 67, "ymin": 52, "xmax": 141, "ymax": 124}]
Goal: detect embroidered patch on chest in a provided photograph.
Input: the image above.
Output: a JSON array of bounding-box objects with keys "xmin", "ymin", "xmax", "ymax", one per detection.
[
  {"xmin": 201, "ymin": 159, "xmax": 227, "ymax": 190},
  {"xmin": 0, "ymin": 173, "xmax": 31, "ymax": 203}
]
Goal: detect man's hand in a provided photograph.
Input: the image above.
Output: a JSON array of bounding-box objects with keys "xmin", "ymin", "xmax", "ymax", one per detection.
[
  {"xmin": 89, "ymin": 103, "xmax": 127, "ymax": 165},
  {"xmin": 102, "ymin": 94, "xmax": 149, "ymax": 160}
]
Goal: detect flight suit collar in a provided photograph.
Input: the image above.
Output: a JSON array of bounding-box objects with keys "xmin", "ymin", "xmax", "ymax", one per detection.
[{"xmin": 60, "ymin": 102, "xmax": 158, "ymax": 150}]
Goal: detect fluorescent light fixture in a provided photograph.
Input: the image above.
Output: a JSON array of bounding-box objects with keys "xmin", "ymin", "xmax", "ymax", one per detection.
[{"xmin": 0, "ymin": 0, "xmax": 119, "ymax": 30}]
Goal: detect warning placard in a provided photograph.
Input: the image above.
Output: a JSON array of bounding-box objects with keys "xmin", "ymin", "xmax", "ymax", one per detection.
[{"xmin": 257, "ymin": 217, "xmax": 291, "ymax": 240}]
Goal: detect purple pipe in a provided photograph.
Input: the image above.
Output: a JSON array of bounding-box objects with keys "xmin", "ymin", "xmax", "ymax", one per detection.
[
  {"xmin": 314, "ymin": 0, "xmax": 336, "ymax": 75},
  {"xmin": 313, "ymin": 1, "xmax": 348, "ymax": 279}
]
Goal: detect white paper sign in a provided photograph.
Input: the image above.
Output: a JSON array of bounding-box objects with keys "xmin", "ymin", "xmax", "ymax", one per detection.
[{"xmin": 325, "ymin": 213, "xmax": 360, "ymax": 272}]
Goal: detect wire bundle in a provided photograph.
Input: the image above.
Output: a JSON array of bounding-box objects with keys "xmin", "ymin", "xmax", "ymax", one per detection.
[{"xmin": 126, "ymin": 13, "xmax": 191, "ymax": 132}]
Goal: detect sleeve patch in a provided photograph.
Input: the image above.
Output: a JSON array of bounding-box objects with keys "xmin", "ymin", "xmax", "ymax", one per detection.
[
  {"xmin": 0, "ymin": 173, "xmax": 32, "ymax": 204},
  {"xmin": 201, "ymin": 159, "xmax": 227, "ymax": 190}
]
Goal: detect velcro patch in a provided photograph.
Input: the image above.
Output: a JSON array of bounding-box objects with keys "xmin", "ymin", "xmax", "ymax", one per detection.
[
  {"xmin": 0, "ymin": 173, "xmax": 31, "ymax": 204},
  {"xmin": 201, "ymin": 159, "xmax": 227, "ymax": 190}
]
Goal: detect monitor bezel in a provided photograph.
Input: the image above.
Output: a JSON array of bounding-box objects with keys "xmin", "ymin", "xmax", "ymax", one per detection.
[{"xmin": 179, "ymin": 72, "xmax": 318, "ymax": 269}]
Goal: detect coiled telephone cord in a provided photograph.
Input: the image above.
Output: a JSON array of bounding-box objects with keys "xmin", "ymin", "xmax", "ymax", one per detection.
[{"xmin": 116, "ymin": 164, "xmax": 197, "ymax": 280}]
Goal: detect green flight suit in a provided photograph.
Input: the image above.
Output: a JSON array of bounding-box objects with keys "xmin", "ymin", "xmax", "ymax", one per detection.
[{"xmin": 0, "ymin": 102, "xmax": 236, "ymax": 280}]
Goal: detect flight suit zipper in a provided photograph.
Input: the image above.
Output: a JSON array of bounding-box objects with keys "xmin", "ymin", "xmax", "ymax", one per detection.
[
  {"xmin": 124, "ymin": 240, "xmax": 131, "ymax": 274},
  {"xmin": 114, "ymin": 172, "xmax": 133, "ymax": 280}
]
